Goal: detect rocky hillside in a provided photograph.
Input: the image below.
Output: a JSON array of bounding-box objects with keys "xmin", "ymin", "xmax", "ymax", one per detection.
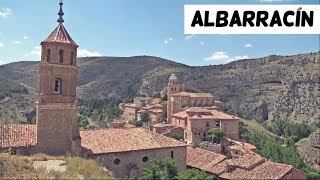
[
  {"xmin": 0, "ymin": 52, "xmax": 319, "ymax": 124},
  {"xmin": 296, "ymin": 129, "xmax": 320, "ymax": 167}
]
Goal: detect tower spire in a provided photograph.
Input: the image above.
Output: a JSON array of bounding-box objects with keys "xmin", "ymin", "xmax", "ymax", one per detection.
[{"xmin": 57, "ymin": 0, "xmax": 64, "ymax": 24}]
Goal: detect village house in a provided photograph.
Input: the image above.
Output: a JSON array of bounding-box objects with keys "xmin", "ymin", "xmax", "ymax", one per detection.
[
  {"xmin": 166, "ymin": 74, "xmax": 223, "ymax": 123},
  {"xmin": 187, "ymin": 146, "xmax": 307, "ymax": 180},
  {"xmin": 171, "ymin": 107, "xmax": 240, "ymax": 144},
  {"xmin": 122, "ymin": 97, "xmax": 166, "ymax": 124},
  {"xmin": 80, "ymin": 128, "xmax": 187, "ymax": 179}
]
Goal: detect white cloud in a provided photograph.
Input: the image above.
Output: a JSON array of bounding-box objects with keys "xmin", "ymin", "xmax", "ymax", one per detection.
[
  {"xmin": 164, "ymin": 37, "xmax": 173, "ymax": 44},
  {"xmin": 0, "ymin": 8, "xmax": 12, "ymax": 19},
  {"xmin": 204, "ymin": 51, "xmax": 230, "ymax": 61},
  {"xmin": 229, "ymin": 55, "xmax": 249, "ymax": 62},
  {"xmin": 200, "ymin": 41, "xmax": 205, "ymax": 46},
  {"xmin": 204, "ymin": 51, "xmax": 248, "ymax": 62},
  {"xmin": 25, "ymin": 46, "xmax": 41, "ymax": 59},
  {"xmin": 0, "ymin": 60, "xmax": 5, "ymax": 65},
  {"xmin": 0, "ymin": 42, "xmax": 4, "ymax": 48},
  {"xmin": 12, "ymin": 41, "xmax": 22, "ymax": 45},
  {"xmin": 185, "ymin": 34, "xmax": 196, "ymax": 40},
  {"xmin": 77, "ymin": 49, "xmax": 102, "ymax": 57},
  {"xmin": 23, "ymin": 36, "xmax": 29, "ymax": 40},
  {"xmin": 245, "ymin": 43, "xmax": 253, "ymax": 48}
]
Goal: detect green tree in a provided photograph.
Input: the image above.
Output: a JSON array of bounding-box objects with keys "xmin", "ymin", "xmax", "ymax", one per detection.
[
  {"xmin": 208, "ymin": 128, "xmax": 225, "ymax": 143},
  {"xmin": 139, "ymin": 158, "xmax": 178, "ymax": 180},
  {"xmin": 141, "ymin": 111, "xmax": 151, "ymax": 122},
  {"xmin": 153, "ymin": 92, "xmax": 161, "ymax": 98},
  {"xmin": 162, "ymin": 93, "xmax": 168, "ymax": 101},
  {"xmin": 78, "ymin": 116, "xmax": 89, "ymax": 128},
  {"xmin": 176, "ymin": 169, "xmax": 212, "ymax": 180}
]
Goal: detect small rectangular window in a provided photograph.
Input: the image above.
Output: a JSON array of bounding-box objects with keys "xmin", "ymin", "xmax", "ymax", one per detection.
[
  {"xmin": 206, "ymin": 122, "xmax": 209, "ymax": 127},
  {"xmin": 171, "ymin": 151, "xmax": 174, "ymax": 159},
  {"xmin": 71, "ymin": 52, "xmax": 74, "ymax": 65}
]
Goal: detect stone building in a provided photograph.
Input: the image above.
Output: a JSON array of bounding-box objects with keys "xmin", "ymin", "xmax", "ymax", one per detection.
[
  {"xmin": 80, "ymin": 128, "xmax": 187, "ymax": 179},
  {"xmin": 122, "ymin": 97, "xmax": 166, "ymax": 124},
  {"xmin": 171, "ymin": 107, "xmax": 240, "ymax": 144},
  {"xmin": 36, "ymin": 1, "xmax": 81, "ymax": 155},
  {"xmin": 122, "ymin": 103, "xmax": 142, "ymax": 121},
  {"xmin": 167, "ymin": 74, "xmax": 223, "ymax": 123}
]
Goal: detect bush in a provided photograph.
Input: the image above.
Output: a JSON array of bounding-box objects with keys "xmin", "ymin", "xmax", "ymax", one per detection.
[
  {"xmin": 139, "ymin": 158, "xmax": 178, "ymax": 180},
  {"xmin": 176, "ymin": 169, "xmax": 212, "ymax": 180},
  {"xmin": 208, "ymin": 128, "xmax": 224, "ymax": 143}
]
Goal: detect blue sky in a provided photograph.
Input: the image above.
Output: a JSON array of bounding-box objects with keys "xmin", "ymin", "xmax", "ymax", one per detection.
[{"xmin": 0, "ymin": 0, "xmax": 319, "ymax": 66}]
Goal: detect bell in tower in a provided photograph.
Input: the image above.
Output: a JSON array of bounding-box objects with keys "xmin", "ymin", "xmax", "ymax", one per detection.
[{"xmin": 36, "ymin": 0, "xmax": 81, "ymax": 155}]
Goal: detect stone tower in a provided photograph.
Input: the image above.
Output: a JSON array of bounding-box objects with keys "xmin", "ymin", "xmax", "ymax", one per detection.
[
  {"xmin": 36, "ymin": 1, "xmax": 81, "ymax": 155},
  {"xmin": 167, "ymin": 74, "xmax": 184, "ymax": 123}
]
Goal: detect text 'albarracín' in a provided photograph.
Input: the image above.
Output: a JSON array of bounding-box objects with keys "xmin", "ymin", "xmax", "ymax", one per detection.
[{"xmin": 184, "ymin": 5, "xmax": 320, "ymax": 34}]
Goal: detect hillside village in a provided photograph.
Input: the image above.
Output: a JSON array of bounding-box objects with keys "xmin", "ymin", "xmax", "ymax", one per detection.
[{"xmin": 0, "ymin": 1, "xmax": 319, "ymax": 180}]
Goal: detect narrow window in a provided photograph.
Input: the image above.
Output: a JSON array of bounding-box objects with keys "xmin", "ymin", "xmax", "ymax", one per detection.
[
  {"xmin": 59, "ymin": 49, "xmax": 64, "ymax": 63},
  {"xmin": 47, "ymin": 49, "xmax": 51, "ymax": 62},
  {"xmin": 71, "ymin": 52, "xmax": 74, "ymax": 65},
  {"xmin": 206, "ymin": 122, "xmax": 210, "ymax": 127},
  {"xmin": 216, "ymin": 121, "xmax": 220, "ymax": 127},
  {"xmin": 55, "ymin": 79, "xmax": 62, "ymax": 94},
  {"xmin": 171, "ymin": 151, "xmax": 174, "ymax": 159}
]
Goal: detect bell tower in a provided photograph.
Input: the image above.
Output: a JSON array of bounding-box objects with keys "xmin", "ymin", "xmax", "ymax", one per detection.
[
  {"xmin": 167, "ymin": 74, "xmax": 184, "ymax": 123},
  {"xmin": 36, "ymin": 0, "xmax": 81, "ymax": 155}
]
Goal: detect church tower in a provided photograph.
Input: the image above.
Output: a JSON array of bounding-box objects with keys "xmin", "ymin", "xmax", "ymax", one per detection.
[
  {"xmin": 36, "ymin": 0, "xmax": 81, "ymax": 155},
  {"xmin": 167, "ymin": 74, "xmax": 184, "ymax": 123}
]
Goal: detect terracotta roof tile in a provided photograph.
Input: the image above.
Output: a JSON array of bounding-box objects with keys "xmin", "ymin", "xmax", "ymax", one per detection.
[
  {"xmin": 186, "ymin": 107, "xmax": 212, "ymax": 113},
  {"xmin": 172, "ymin": 111, "xmax": 188, "ymax": 118},
  {"xmin": 187, "ymin": 146, "xmax": 226, "ymax": 174},
  {"xmin": 225, "ymin": 154, "xmax": 265, "ymax": 170},
  {"xmin": 173, "ymin": 108, "xmax": 239, "ymax": 121},
  {"xmin": 123, "ymin": 103, "xmax": 142, "ymax": 109},
  {"xmin": 211, "ymin": 110, "xmax": 240, "ymax": 120},
  {"xmin": 80, "ymin": 128, "xmax": 187, "ymax": 155},
  {"xmin": 219, "ymin": 160, "xmax": 295, "ymax": 179},
  {"xmin": 0, "ymin": 125, "xmax": 37, "ymax": 148},
  {"xmin": 42, "ymin": 23, "xmax": 78, "ymax": 47},
  {"xmin": 173, "ymin": 92, "xmax": 213, "ymax": 98}
]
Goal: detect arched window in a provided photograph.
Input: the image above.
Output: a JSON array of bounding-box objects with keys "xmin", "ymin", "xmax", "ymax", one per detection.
[
  {"xmin": 55, "ymin": 79, "xmax": 62, "ymax": 94},
  {"xmin": 47, "ymin": 49, "xmax": 51, "ymax": 62},
  {"xmin": 59, "ymin": 49, "xmax": 64, "ymax": 63},
  {"xmin": 71, "ymin": 52, "xmax": 74, "ymax": 65}
]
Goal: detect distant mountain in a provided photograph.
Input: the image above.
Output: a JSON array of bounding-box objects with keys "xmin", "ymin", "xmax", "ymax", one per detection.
[{"xmin": 0, "ymin": 52, "xmax": 319, "ymax": 124}]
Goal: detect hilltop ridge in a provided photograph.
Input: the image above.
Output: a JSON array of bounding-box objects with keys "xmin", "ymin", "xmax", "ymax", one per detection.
[{"xmin": 0, "ymin": 52, "xmax": 319, "ymax": 124}]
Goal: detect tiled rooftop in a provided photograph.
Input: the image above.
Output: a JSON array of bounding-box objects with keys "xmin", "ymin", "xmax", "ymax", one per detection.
[
  {"xmin": 123, "ymin": 103, "xmax": 142, "ymax": 109},
  {"xmin": 172, "ymin": 111, "xmax": 188, "ymax": 118},
  {"xmin": 80, "ymin": 128, "xmax": 187, "ymax": 155},
  {"xmin": 172, "ymin": 108, "xmax": 239, "ymax": 121},
  {"xmin": 224, "ymin": 154, "xmax": 265, "ymax": 170},
  {"xmin": 42, "ymin": 23, "xmax": 78, "ymax": 47},
  {"xmin": 187, "ymin": 146, "xmax": 226, "ymax": 174},
  {"xmin": 173, "ymin": 92, "xmax": 213, "ymax": 98},
  {"xmin": 0, "ymin": 124, "xmax": 37, "ymax": 148},
  {"xmin": 186, "ymin": 107, "xmax": 212, "ymax": 113},
  {"xmin": 220, "ymin": 160, "xmax": 294, "ymax": 179}
]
